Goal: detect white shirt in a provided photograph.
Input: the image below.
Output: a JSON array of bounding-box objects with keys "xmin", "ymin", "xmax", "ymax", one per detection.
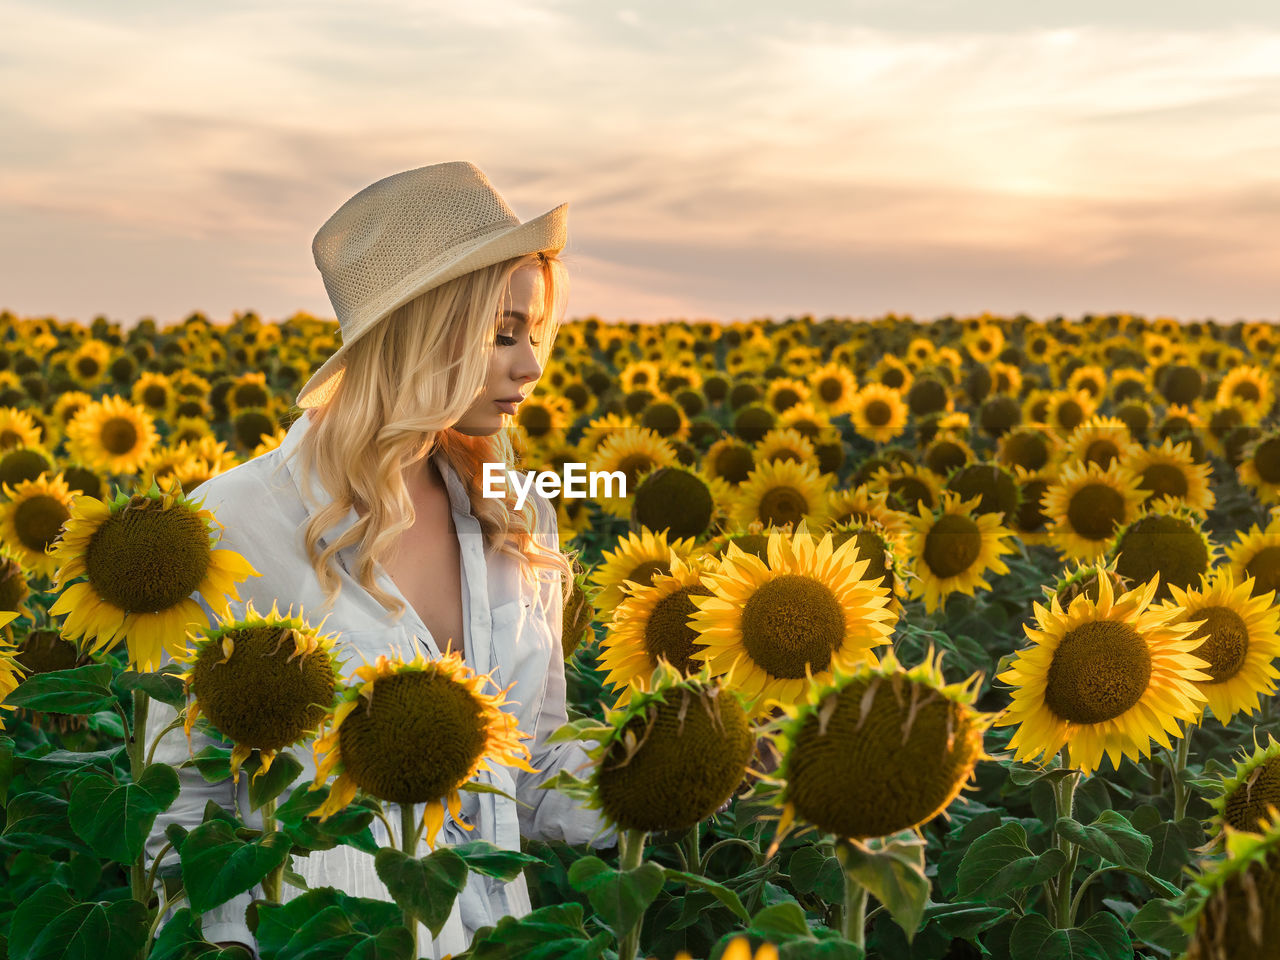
[{"xmin": 145, "ymin": 410, "xmax": 611, "ymax": 957}]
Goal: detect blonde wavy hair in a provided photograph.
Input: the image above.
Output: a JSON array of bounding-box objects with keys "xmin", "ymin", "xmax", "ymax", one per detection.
[{"xmin": 286, "ymin": 251, "xmax": 574, "ymax": 625}]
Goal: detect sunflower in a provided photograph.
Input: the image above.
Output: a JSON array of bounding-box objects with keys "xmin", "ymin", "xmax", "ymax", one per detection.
[
  {"xmin": 703, "ymin": 436, "xmax": 756, "ymax": 485},
  {"xmin": 753, "ymin": 427, "xmax": 818, "ymax": 470},
  {"xmin": 1129, "ymin": 437, "xmax": 1215, "ymax": 513},
  {"xmin": 921, "ymin": 434, "xmax": 975, "ymax": 477},
  {"xmin": 848, "ymin": 385, "xmax": 909, "ymax": 445},
  {"xmin": 1209, "ymin": 737, "xmax": 1280, "ymax": 835},
  {"xmin": 996, "ymin": 570, "xmax": 1209, "ymax": 775},
  {"xmin": 131, "ymin": 371, "xmax": 177, "ymax": 422},
  {"xmin": 636, "ymin": 395, "xmax": 691, "ymax": 442},
  {"xmin": 0, "ymin": 609, "xmax": 23, "ymax": 725},
  {"xmin": 1042, "ymin": 389, "xmax": 1097, "ymax": 436},
  {"xmin": 906, "ymin": 337, "xmax": 936, "ymax": 367},
  {"xmin": 65, "ymin": 395, "xmax": 159, "ymax": 476},
  {"xmin": 0, "ymin": 408, "xmax": 43, "ymax": 453},
  {"xmin": 1161, "ymin": 570, "xmax": 1280, "ymax": 726},
  {"xmin": 867, "ymin": 461, "xmax": 945, "ymax": 517},
  {"xmin": 825, "ymin": 486, "xmax": 909, "ymax": 541},
  {"xmin": 996, "ymin": 424, "xmax": 1062, "ymax": 474},
  {"xmin": 1238, "ymin": 430, "xmax": 1280, "ymax": 507},
  {"xmin": 1178, "ymin": 816, "xmax": 1280, "ymax": 960},
  {"xmin": 829, "ymin": 521, "xmax": 905, "ymax": 612},
  {"xmin": 67, "ymin": 339, "xmax": 111, "ymax": 389},
  {"xmin": 179, "ymin": 598, "xmax": 343, "ymax": 781},
  {"xmin": 776, "ymin": 401, "xmax": 834, "ymax": 442},
  {"xmin": 730, "ymin": 458, "xmax": 831, "ymax": 531},
  {"xmin": 1224, "ymin": 518, "xmax": 1280, "ymax": 601},
  {"xmin": 769, "ymin": 647, "xmax": 990, "ymax": 845},
  {"xmin": 589, "ymin": 526, "xmax": 697, "ymax": 616},
  {"xmin": 1108, "ymin": 501, "xmax": 1217, "ymax": 603},
  {"xmin": 629, "ymin": 467, "xmax": 729, "ymax": 542},
  {"xmin": 944, "ymin": 461, "xmax": 1020, "ymax": 521},
  {"xmin": 47, "ymin": 476, "xmax": 260, "ymax": 671},
  {"xmin": 1216, "ymin": 364, "xmax": 1273, "ymax": 421},
  {"xmin": 0, "ymin": 473, "xmax": 78, "ymax": 580},
  {"xmin": 619, "ymin": 360, "xmax": 663, "ymax": 394},
  {"xmin": 903, "ymin": 492, "xmax": 1016, "ymax": 615},
  {"xmin": 1042, "ymin": 460, "xmax": 1147, "ymax": 562},
  {"xmin": 764, "ymin": 377, "xmax": 811, "ymax": 415},
  {"xmin": 1059, "ymin": 415, "xmax": 1140, "ymax": 471},
  {"xmin": 586, "ymin": 426, "xmax": 679, "ymax": 519},
  {"xmin": 311, "ymin": 649, "xmax": 536, "ymax": 849},
  {"xmin": 689, "ymin": 523, "xmax": 895, "ymax": 715}
]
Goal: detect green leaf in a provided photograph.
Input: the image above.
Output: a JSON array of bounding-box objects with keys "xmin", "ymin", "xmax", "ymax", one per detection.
[
  {"xmin": 0, "ymin": 736, "xmax": 15, "ymax": 800},
  {"xmin": 748, "ymin": 901, "xmax": 812, "ymax": 939},
  {"xmin": 839, "ymin": 840, "xmax": 931, "ymax": 942},
  {"xmin": 255, "ymin": 887, "xmax": 403, "ymax": 958},
  {"xmin": 247, "ymin": 753, "xmax": 303, "ymax": 812},
  {"xmin": 788, "ymin": 845, "xmax": 845, "ymax": 903},
  {"xmin": 179, "ymin": 818, "xmax": 292, "ymax": 913},
  {"xmin": 1009, "ymin": 911, "xmax": 1132, "ymax": 960},
  {"xmin": 777, "ymin": 942, "xmax": 864, "ymax": 960},
  {"xmin": 544, "ymin": 717, "xmax": 614, "ymax": 745},
  {"xmin": 68, "ymin": 763, "xmax": 180, "ymax": 862},
  {"xmin": 1, "ymin": 791, "xmax": 90, "ymax": 853},
  {"xmin": 921, "ymin": 901, "xmax": 1011, "ymax": 939},
  {"xmin": 275, "ymin": 784, "xmax": 378, "ymax": 855},
  {"xmin": 451, "ymin": 840, "xmax": 543, "ymax": 881},
  {"xmin": 374, "ymin": 846, "xmax": 469, "ymax": 938},
  {"xmin": 1055, "ymin": 811, "xmax": 1152, "ymax": 870},
  {"xmin": 21, "ymin": 747, "xmax": 122, "ymax": 786},
  {"xmin": 8, "ymin": 883, "xmax": 149, "ymax": 960},
  {"xmin": 535, "ymin": 769, "xmax": 594, "ymax": 802},
  {"xmin": 956, "ymin": 822, "xmax": 1067, "ymax": 902},
  {"xmin": 189, "ymin": 744, "xmax": 233, "ymax": 782},
  {"xmin": 567, "ymin": 855, "xmax": 665, "ymax": 936},
  {"xmin": 464, "ymin": 903, "xmax": 611, "ymax": 960},
  {"xmin": 115, "ymin": 665, "xmax": 187, "ymax": 707},
  {"xmin": 271, "ymin": 905, "xmax": 412, "ymax": 960},
  {"xmin": 1008, "ymin": 764, "xmax": 1081, "ymax": 787},
  {"xmin": 662, "ymin": 868, "xmax": 751, "ymax": 922},
  {"xmin": 1129, "ymin": 899, "xmax": 1189, "ymax": 953},
  {"xmin": 1130, "ymin": 804, "xmax": 1204, "ymax": 883},
  {"xmin": 7, "ymin": 663, "xmax": 117, "ymax": 715}
]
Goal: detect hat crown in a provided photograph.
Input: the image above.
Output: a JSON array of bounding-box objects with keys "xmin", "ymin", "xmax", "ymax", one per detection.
[{"xmin": 312, "ymin": 161, "xmax": 522, "ymax": 332}]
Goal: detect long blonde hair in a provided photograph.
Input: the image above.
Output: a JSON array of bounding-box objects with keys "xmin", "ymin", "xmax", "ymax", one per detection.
[{"xmin": 286, "ymin": 251, "xmax": 574, "ymax": 624}]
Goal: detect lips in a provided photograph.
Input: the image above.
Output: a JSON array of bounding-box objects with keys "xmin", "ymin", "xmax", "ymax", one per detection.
[{"xmin": 494, "ymin": 398, "xmax": 519, "ymax": 415}]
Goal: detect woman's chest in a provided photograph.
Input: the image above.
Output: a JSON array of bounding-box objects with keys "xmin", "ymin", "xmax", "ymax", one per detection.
[{"xmin": 381, "ymin": 497, "xmax": 468, "ymax": 657}]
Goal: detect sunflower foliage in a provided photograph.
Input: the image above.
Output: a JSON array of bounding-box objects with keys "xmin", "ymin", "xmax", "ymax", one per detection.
[{"xmin": 7, "ymin": 310, "xmax": 1280, "ymax": 959}]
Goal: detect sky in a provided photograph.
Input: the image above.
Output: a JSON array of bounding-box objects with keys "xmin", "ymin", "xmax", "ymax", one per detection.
[{"xmin": 2, "ymin": 0, "xmax": 1279, "ymax": 328}]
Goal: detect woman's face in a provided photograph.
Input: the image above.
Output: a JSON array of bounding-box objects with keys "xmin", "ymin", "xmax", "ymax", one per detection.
[{"xmin": 451, "ymin": 262, "xmax": 548, "ymax": 436}]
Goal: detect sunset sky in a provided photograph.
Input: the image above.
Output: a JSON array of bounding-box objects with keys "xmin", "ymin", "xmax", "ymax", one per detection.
[{"xmin": 3, "ymin": 1, "xmax": 1279, "ymax": 328}]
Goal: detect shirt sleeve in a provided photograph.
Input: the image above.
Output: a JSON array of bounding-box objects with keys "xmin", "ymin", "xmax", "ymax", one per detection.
[{"xmin": 513, "ymin": 494, "xmax": 616, "ymax": 849}]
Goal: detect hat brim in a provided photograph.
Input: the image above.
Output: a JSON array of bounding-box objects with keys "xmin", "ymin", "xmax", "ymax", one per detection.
[{"xmin": 296, "ymin": 202, "xmax": 567, "ymax": 409}]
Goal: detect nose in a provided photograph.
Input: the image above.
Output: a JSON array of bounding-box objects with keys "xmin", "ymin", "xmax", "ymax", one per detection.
[{"xmin": 512, "ymin": 338, "xmax": 542, "ymax": 385}]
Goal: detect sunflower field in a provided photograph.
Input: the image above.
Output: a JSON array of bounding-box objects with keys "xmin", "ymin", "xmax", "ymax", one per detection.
[{"xmin": 3, "ymin": 308, "xmax": 1280, "ymax": 959}]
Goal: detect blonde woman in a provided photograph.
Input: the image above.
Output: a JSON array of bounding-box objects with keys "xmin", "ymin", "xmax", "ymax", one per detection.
[{"xmin": 145, "ymin": 162, "xmax": 611, "ymax": 957}]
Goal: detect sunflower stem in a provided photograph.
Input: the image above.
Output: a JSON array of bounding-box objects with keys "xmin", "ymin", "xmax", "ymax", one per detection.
[
  {"xmin": 617, "ymin": 828, "xmax": 647, "ymax": 960},
  {"xmin": 261, "ymin": 797, "xmax": 282, "ymax": 903},
  {"xmin": 1171, "ymin": 725, "xmax": 1193, "ymax": 822},
  {"xmin": 128, "ymin": 688, "xmax": 151, "ymax": 907},
  {"xmin": 400, "ymin": 802, "xmax": 419, "ymax": 957},
  {"xmin": 841, "ymin": 868, "xmax": 869, "ymax": 948},
  {"xmin": 683, "ymin": 823, "xmax": 702, "ymax": 876},
  {"xmin": 1049, "ymin": 756, "xmax": 1081, "ymax": 929}
]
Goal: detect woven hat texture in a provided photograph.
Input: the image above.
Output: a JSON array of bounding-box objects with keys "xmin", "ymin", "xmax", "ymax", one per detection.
[{"xmin": 296, "ymin": 161, "xmax": 567, "ymax": 408}]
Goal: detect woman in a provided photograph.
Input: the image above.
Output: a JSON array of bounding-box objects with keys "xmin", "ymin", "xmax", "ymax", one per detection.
[{"xmin": 145, "ymin": 161, "xmax": 612, "ymax": 957}]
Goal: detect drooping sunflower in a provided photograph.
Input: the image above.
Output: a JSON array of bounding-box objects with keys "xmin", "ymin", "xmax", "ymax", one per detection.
[
  {"xmin": 1178, "ymin": 816, "xmax": 1280, "ymax": 960},
  {"xmin": 0, "ymin": 473, "xmax": 78, "ymax": 580},
  {"xmin": 1161, "ymin": 570, "xmax": 1280, "ymax": 726},
  {"xmin": 702, "ymin": 435, "xmax": 756, "ymax": 486},
  {"xmin": 903, "ymin": 492, "xmax": 1016, "ymax": 615},
  {"xmin": 944, "ymin": 460, "xmax": 1021, "ymax": 521},
  {"xmin": 1042, "ymin": 460, "xmax": 1147, "ymax": 562},
  {"xmin": 996, "ymin": 424, "xmax": 1062, "ymax": 474},
  {"xmin": 1129, "ymin": 437, "xmax": 1215, "ymax": 513},
  {"xmin": 179, "ymin": 598, "xmax": 343, "ymax": 781},
  {"xmin": 730, "ymin": 458, "xmax": 831, "ymax": 532},
  {"xmin": 47, "ymin": 476, "xmax": 260, "ymax": 671},
  {"xmin": 629, "ymin": 467, "xmax": 728, "ymax": 542},
  {"xmin": 996, "ymin": 570, "xmax": 1209, "ymax": 776},
  {"xmin": 311, "ymin": 649, "xmax": 536, "ymax": 849},
  {"xmin": 1108, "ymin": 500, "xmax": 1216, "ymax": 602},
  {"xmin": 64, "ymin": 395, "xmax": 159, "ymax": 476},
  {"xmin": 586, "ymin": 426, "xmax": 679, "ymax": 519},
  {"xmin": 689, "ymin": 523, "xmax": 896, "ymax": 715},
  {"xmin": 848, "ymin": 385, "xmax": 909, "ymax": 445},
  {"xmin": 597, "ymin": 553, "xmax": 717, "ymax": 705},
  {"xmin": 1224, "ymin": 518, "xmax": 1280, "ymax": 601},
  {"xmin": 589, "ymin": 526, "xmax": 697, "ymax": 616},
  {"xmin": 769, "ymin": 647, "xmax": 991, "ymax": 844}
]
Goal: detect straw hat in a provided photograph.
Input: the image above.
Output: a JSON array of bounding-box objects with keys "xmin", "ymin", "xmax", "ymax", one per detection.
[{"xmin": 296, "ymin": 161, "xmax": 568, "ymax": 408}]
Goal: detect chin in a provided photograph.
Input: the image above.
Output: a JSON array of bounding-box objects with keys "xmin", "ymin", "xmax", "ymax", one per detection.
[{"xmin": 450, "ymin": 418, "xmax": 504, "ymax": 438}]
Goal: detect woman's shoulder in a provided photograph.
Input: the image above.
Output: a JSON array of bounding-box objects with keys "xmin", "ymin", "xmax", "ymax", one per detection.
[{"xmin": 188, "ymin": 448, "xmax": 300, "ymax": 539}]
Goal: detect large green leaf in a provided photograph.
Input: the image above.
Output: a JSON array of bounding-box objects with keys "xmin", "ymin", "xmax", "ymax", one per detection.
[
  {"xmin": 788, "ymin": 845, "xmax": 845, "ymax": 903},
  {"xmin": 20, "ymin": 747, "xmax": 122, "ymax": 786},
  {"xmin": 68, "ymin": 763, "xmax": 180, "ymax": 862},
  {"xmin": 956, "ymin": 822, "xmax": 1067, "ymax": 902},
  {"xmin": 6, "ymin": 663, "xmax": 117, "ymax": 715},
  {"xmin": 373, "ymin": 846, "xmax": 469, "ymax": 938},
  {"xmin": 275, "ymin": 783, "xmax": 378, "ymax": 854},
  {"xmin": 1054, "ymin": 811, "xmax": 1151, "ymax": 870},
  {"xmin": 255, "ymin": 887, "xmax": 403, "ymax": 958},
  {"xmin": 1, "ymin": 791, "xmax": 90, "ymax": 853},
  {"xmin": 1009, "ymin": 912, "xmax": 1132, "ymax": 960},
  {"xmin": 270, "ymin": 905, "xmax": 413, "ymax": 960},
  {"xmin": 463, "ymin": 903, "xmax": 612, "ymax": 960},
  {"xmin": 115, "ymin": 666, "xmax": 187, "ymax": 707},
  {"xmin": 8, "ymin": 883, "xmax": 149, "ymax": 960},
  {"xmin": 151, "ymin": 909, "xmax": 252, "ymax": 960},
  {"xmin": 662, "ymin": 868, "xmax": 751, "ymax": 922},
  {"xmin": 839, "ymin": 840, "xmax": 931, "ymax": 943},
  {"xmin": 567, "ymin": 855, "xmax": 665, "ymax": 936},
  {"xmin": 247, "ymin": 753, "xmax": 303, "ymax": 812},
  {"xmin": 179, "ymin": 818, "xmax": 292, "ymax": 912},
  {"xmin": 1128, "ymin": 898, "xmax": 1190, "ymax": 953},
  {"xmin": 450, "ymin": 839, "xmax": 543, "ymax": 881}
]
